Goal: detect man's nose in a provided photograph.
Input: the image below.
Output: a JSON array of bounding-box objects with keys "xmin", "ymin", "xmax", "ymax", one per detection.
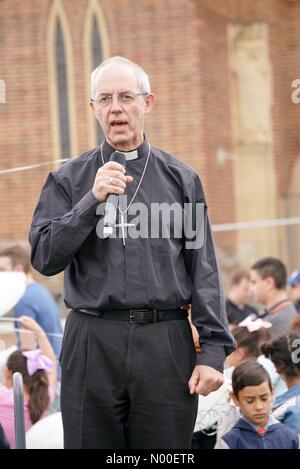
[{"xmin": 110, "ymin": 95, "xmax": 122, "ymax": 112}]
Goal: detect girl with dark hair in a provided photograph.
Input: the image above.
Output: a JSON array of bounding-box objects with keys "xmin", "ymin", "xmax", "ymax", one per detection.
[
  {"xmin": 0, "ymin": 316, "xmax": 57, "ymax": 448},
  {"xmin": 262, "ymin": 333, "xmax": 300, "ymax": 432},
  {"xmin": 227, "ymin": 321, "xmax": 287, "ymax": 398}
]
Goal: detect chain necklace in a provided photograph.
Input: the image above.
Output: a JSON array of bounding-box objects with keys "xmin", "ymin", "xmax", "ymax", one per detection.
[{"xmin": 100, "ymin": 142, "xmax": 151, "ymax": 245}]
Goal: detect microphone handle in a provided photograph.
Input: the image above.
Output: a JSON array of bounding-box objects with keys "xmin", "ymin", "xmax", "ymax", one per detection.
[
  {"xmin": 103, "ymin": 151, "xmax": 126, "ymax": 237},
  {"xmin": 103, "ymin": 193, "xmax": 119, "ymax": 237}
]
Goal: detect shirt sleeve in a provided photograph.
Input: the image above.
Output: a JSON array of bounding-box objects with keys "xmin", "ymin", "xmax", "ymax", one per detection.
[
  {"xmin": 13, "ymin": 298, "xmax": 36, "ymax": 320},
  {"xmin": 29, "ymin": 172, "xmax": 99, "ymax": 276},
  {"xmin": 281, "ymin": 405, "xmax": 300, "ymax": 433},
  {"xmin": 183, "ymin": 173, "xmax": 235, "ymax": 372}
]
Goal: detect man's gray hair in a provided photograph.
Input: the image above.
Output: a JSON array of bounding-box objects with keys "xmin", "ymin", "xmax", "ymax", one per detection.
[{"xmin": 91, "ymin": 56, "xmax": 151, "ymax": 99}]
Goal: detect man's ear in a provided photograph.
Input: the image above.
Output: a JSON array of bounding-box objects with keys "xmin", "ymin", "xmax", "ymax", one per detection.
[
  {"xmin": 266, "ymin": 276, "xmax": 275, "ymax": 291},
  {"xmin": 89, "ymin": 100, "xmax": 96, "ymax": 116},
  {"xmin": 144, "ymin": 93, "xmax": 156, "ymax": 114}
]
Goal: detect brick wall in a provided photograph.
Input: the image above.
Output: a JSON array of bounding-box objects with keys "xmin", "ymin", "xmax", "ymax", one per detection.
[{"xmin": 233, "ymin": 0, "xmax": 300, "ymax": 199}]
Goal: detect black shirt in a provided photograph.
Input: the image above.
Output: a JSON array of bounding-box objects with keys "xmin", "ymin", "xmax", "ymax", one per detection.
[
  {"xmin": 29, "ymin": 138, "xmax": 235, "ymax": 371},
  {"xmin": 226, "ymin": 299, "xmax": 258, "ymax": 325}
]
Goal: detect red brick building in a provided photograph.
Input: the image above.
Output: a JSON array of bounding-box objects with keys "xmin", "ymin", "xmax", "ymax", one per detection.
[{"xmin": 0, "ymin": 0, "xmax": 300, "ymax": 293}]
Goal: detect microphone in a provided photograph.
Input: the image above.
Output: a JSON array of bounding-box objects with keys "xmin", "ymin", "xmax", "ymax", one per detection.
[{"xmin": 103, "ymin": 151, "xmax": 126, "ymax": 238}]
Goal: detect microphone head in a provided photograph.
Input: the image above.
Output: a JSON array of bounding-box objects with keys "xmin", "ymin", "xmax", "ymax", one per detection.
[{"xmin": 110, "ymin": 151, "xmax": 126, "ymax": 167}]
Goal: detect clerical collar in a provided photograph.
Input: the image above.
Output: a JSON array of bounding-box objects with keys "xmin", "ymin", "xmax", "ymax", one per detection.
[{"xmin": 100, "ymin": 137, "xmax": 149, "ymax": 163}]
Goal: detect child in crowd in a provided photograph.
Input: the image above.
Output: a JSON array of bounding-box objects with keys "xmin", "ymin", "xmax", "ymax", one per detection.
[
  {"xmin": 227, "ymin": 318, "xmax": 287, "ymax": 398},
  {"xmin": 216, "ymin": 316, "xmax": 287, "ymax": 440},
  {"xmin": 262, "ymin": 332, "xmax": 300, "ymax": 432},
  {"xmin": 215, "ymin": 360, "xmax": 300, "ymax": 449},
  {"xmin": 0, "ymin": 316, "xmax": 57, "ymax": 448},
  {"xmin": 192, "ymin": 315, "xmax": 285, "ymax": 447}
]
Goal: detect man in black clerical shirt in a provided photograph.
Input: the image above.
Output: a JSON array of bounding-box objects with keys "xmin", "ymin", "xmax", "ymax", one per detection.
[{"xmin": 29, "ymin": 56, "xmax": 234, "ymax": 449}]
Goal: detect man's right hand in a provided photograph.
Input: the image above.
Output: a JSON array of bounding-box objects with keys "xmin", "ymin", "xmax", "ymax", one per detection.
[{"xmin": 92, "ymin": 161, "xmax": 133, "ymax": 203}]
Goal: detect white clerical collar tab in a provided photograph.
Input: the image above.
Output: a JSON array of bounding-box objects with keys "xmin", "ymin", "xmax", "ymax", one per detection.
[{"xmin": 119, "ymin": 149, "xmax": 138, "ymax": 161}]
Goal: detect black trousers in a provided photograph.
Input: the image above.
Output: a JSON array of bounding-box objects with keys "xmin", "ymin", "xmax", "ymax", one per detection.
[{"xmin": 60, "ymin": 310, "xmax": 198, "ymax": 449}]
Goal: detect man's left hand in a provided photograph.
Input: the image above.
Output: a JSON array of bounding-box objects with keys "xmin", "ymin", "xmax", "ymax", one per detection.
[{"xmin": 188, "ymin": 365, "xmax": 224, "ymax": 396}]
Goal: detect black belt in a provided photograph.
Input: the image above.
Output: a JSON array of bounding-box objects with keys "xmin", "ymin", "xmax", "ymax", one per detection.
[{"xmin": 74, "ymin": 308, "xmax": 187, "ymax": 324}]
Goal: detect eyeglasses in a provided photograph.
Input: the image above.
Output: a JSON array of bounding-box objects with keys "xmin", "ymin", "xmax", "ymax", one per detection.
[{"xmin": 90, "ymin": 92, "xmax": 148, "ymax": 107}]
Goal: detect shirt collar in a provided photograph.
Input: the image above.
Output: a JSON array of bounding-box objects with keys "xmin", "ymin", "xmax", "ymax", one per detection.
[
  {"xmin": 101, "ymin": 136, "xmax": 149, "ymax": 163},
  {"xmin": 241, "ymin": 413, "xmax": 278, "ymax": 432}
]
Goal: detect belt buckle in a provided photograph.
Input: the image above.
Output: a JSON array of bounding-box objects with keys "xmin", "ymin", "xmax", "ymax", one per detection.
[{"xmin": 129, "ymin": 309, "xmax": 156, "ymax": 324}]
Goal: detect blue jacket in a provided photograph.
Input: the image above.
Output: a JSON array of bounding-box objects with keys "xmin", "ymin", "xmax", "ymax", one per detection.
[
  {"xmin": 273, "ymin": 383, "xmax": 300, "ymax": 433},
  {"xmin": 219, "ymin": 417, "xmax": 299, "ymax": 449},
  {"xmin": 14, "ymin": 283, "xmax": 63, "ymax": 358}
]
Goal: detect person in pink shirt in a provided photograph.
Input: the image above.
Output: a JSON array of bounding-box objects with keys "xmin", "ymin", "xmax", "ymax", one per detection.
[{"xmin": 0, "ymin": 316, "xmax": 57, "ymax": 448}]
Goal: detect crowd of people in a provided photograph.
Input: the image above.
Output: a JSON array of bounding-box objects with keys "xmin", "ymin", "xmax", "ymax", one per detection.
[
  {"xmin": 0, "ymin": 245, "xmax": 300, "ymax": 449},
  {"xmin": 0, "ymin": 246, "xmax": 62, "ymax": 449},
  {"xmin": 1, "ymin": 55, "xmax": 300, "ymax": 450},
  {"xmin": 192, "ymin": 257, "xmax": 300, "ymax": 449}
]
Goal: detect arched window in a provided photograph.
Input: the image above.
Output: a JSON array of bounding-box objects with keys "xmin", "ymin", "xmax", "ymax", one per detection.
[
  {"xmin": 48, "ymin": 0, "xmax": 77, "ymax": 162},
  {"xmin": 91, "ymin": 15, "xmax": 104, "ymax": 144},
  {"xmin": 92, "ymin": 15, "xmax": 102, "ymax": 70},
  {"xmin": 84, "ymin": 0, "xmax": 110, "ymax": 148},
  {"xmin": 55, "ymin": 18, "xmax": 70, "ymax": 158}
]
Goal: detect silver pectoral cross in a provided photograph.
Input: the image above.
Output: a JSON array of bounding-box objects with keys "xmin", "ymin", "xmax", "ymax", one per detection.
[{"xmin": 115, "ymin": 212, "xmax": 135, "ymax": 247}]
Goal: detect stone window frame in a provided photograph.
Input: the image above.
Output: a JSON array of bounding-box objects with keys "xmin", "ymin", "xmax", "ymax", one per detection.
[{"xmin": 83, "ymin": 0, "xmax": 110, "ymax": 148}]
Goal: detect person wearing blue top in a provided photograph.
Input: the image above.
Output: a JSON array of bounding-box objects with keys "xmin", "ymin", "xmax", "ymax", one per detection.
[
  {"xmin": 0, "ymin": 246, "xmax": 63, "ymax": 413},
  {"xmin": 13, "ymin": 283, "xmax": 63, "ymax": 359},
  {"xmin": 0, "ymin": 246, "xmax": 63, "ymax": 359},
  {"xmin": 215, "ymin": 360, "xmax": 300, "ymax": 449},
  {"xmin": 288, "ymin": 269, "xmax": 300, "ymax": 313},
  {"xmin": 262, "ymin": 333, "xmax": 300, "ymax": 433}
]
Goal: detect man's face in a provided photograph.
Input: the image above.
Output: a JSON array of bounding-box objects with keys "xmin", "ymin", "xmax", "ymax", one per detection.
[
  {"xmin": 0, "ymin": 256, "xmax": 13, "ymax": 272},
  {"xmin": 234, "ymin": 277, "xmax": 253, "ymax": 305},
  {"xmin": 250, "ymin": 269, "xmax": 270, "ymax": 306},
  {"xmin": 232, "ymin": 381, "xmax": 273, "ymax": 428},
  {"xmin": 90, "ymin": 64, "xmax": 155, "ymax": 151}
]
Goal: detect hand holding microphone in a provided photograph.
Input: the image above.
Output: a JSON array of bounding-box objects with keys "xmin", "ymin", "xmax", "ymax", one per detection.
[
  {"xmin": 92, "ymin": 151, "xmax": 133, "ymax": 237},
  {"xmin": 92, "ymin": 154, "xmax": 133, "ymax": 204}
]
